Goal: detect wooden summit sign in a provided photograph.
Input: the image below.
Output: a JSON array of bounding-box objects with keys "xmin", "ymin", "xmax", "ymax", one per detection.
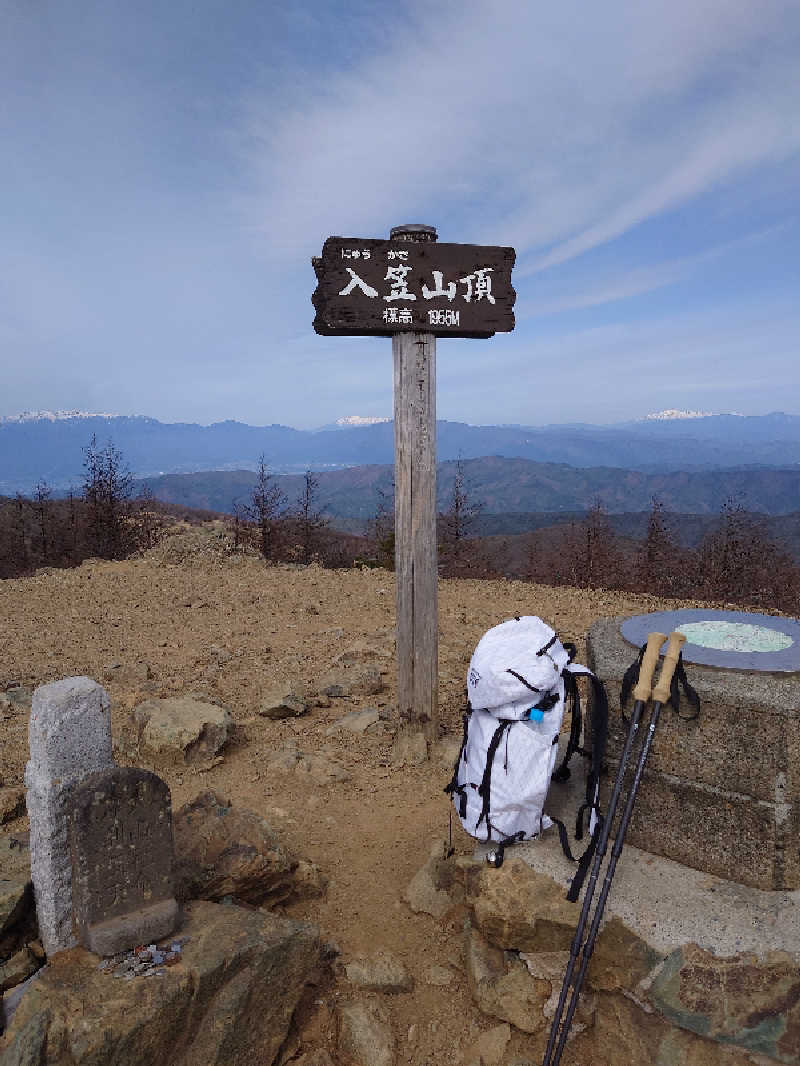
[
  {"xmin": 312, "ymin": 224, "xmax": 515, "ymax": 744},
  {"xmin": 313, "ymin": 236, "xmax": 515, "ymax": 338}
]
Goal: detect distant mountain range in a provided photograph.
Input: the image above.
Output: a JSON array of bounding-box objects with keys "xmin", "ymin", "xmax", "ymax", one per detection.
[
  {"xmin": 140, "ymin": 455, "xmax": 800, "ymax": 519},
  {"xmin": 1, "ymin": 411, "xmax": 799, "ymax": 495}
]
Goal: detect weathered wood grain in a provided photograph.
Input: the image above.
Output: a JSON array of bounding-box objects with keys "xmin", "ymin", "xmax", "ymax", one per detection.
[{"xmin": 393, "ymin": 329, "xmax": 438, "ymax": 741}]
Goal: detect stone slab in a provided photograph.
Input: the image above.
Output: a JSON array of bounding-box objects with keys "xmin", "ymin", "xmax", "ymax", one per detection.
[
  {"xmin": 83, "ymin": 897, "xmax": 179, "ymax": 956},
  {"xmin": 587, "ymin": 617, "xmax": 799, "ymax": 890},
  {"xmin": 603, "ymin": 694, "xmax": 792, "ymax": 805},
  {"xmin": 473, "ymin": 828, "xmax": 800, "ymax": 961},
  {"xmin": 603, "ymin": 764, "xmax": 782, "ymax": 890},
  {"xmin": 67, "ymin": 766, "xmax": 177, "ymax": 955}
]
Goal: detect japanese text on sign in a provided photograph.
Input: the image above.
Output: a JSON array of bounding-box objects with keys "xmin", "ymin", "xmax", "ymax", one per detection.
[{"xmin": 312, "ymin": 237, "xmax": 515, "ymax": 338}]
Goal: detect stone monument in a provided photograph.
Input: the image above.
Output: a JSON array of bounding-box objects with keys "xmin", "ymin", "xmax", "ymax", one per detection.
[
  {"xmin": 587, "ymin": 609, "xmax": 800, "ymax": 890},
  {"xmin": 67, "ymin": 766, "xmax": 179, "ymax": 955},
  {"xmin": 25, "ymin": 677, "xmax": 114, "ymax": 955}
]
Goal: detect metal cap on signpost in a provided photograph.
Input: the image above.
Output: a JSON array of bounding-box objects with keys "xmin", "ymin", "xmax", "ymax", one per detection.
[{"xmin": 390, "ymin": 224, "xmax": 438, "ymax": 242}]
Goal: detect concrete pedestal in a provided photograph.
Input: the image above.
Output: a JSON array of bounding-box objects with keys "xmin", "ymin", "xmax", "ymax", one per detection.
[{"xmin": 587, "ymin": 616, "xmax": 799, "ymax": 891}]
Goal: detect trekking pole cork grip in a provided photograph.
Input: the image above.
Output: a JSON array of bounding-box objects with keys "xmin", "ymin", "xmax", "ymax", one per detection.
[
  {"xmin": 652, "ymin": 631, "xmax": 687, "ymax": 705},
  {"xmin": 632, "ymin": 632, "xmax": 668, "ymax": 703}
]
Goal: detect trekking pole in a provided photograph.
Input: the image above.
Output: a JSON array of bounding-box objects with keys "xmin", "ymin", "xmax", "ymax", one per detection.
[
  {"xmin": 547, "ymin": 630, "xmax": 686, "ymax": 1066},
  {"xmin": 541, "ymin": 630, "xmax": 666, "ymax": 1066}
]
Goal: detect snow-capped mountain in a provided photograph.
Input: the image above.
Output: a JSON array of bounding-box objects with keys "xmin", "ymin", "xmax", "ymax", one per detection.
[
  {"xmin": 640, "ymin": 409, "xmax": 742, "ymax": 421},
  {"xmin": 335, "ymin": 415, "xmax": 392, "ymax": 427},
  {"xmin": 1, "ymin": 410, "xmax": 798, "ymax": 496},
  {"xmin": 0, "ymin": 409, "xmax": 119, "ymax": 424}
]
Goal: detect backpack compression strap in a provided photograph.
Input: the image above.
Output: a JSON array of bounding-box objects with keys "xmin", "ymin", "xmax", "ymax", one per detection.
[
  {"xmin": 444, "ymin": 708, "xmax": 472, "ymax": 819},
  {"xmin": 562, "ymin": 665, "xmax": 609, "ymax": 903},
  {"xmin": 475, "ymin": 719, "xmax": 514, "ymax": 837},
  {"xmin": 480, "ymin": 725, "xmax": 577, "ymax": 866}
]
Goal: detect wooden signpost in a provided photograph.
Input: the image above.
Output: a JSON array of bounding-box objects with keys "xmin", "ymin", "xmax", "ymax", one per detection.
[{"xmin": 313, "ymin": 224, "xmax": 515, "ymax": 743}]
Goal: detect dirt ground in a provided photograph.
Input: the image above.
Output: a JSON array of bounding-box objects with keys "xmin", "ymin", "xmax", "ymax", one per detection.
[{"xmin": 0, "ymin": 525, "xmax": 726, "ymax": 1065}]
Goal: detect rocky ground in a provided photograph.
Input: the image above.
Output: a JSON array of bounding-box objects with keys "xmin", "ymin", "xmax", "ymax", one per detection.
[{"xmin": 0, "ymin": 523, "xmax": 745, "ymax": 1065}]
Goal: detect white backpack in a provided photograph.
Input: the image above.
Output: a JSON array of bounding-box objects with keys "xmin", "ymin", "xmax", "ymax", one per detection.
[{"xmin": 446, "ymin": 616, "xmax": 608, "ymax": 894}]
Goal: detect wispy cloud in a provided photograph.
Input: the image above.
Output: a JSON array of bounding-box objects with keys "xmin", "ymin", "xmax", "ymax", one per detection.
[
  {"xmin": 1, "ymin": 2, "xmax": 798, "ymax": 427},
  {"xmin": 240, "ymin": 0, "xmax": 800, "ymax": 265},
  {"xmin": 520, "ymin": 224, "xmax": 793, "ymax": 317}
]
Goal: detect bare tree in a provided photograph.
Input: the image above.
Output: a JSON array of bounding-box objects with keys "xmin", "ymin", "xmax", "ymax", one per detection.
[
  {"xmin": 246, "ymin": 455, "xmax": 285, "ymax": 561},
  {"xmin": 34, "ymin": 479, "xmax": 52, "ymax": 563},
  {"xmin": 697, "ymin": 496, "xmax": 799, "ymax": 609},
  {"xmin": 438, "ymin": 457, "xmax": 483, "ymax": 575},
  {"xmin": 635, "ymin": 496, "xmax": 687, "ymax": 596},
  {"xmin": 132, "ymin": 485, "xmax": 165, "ymax": 550},
  {"xmin": 540, "ymin": 500, "xmax": 623, "ymax": 589},
  {"xmin": 82, "ymin": 434, "xmax": 134, "ymax": 559},
  {"xmin": 294, "ymin": 469, "xmax": 328, "ymax": 563},
  {"xmin": 65, "ymin": 488, "xmax": 80, "ymax": 563},
  {"xmin": 14, "ymin": 493, "xmax": 30, "ymax": 573},
  {"xmin": 369, "ymin": 481, "xmax": 395, "ymax": 569}
]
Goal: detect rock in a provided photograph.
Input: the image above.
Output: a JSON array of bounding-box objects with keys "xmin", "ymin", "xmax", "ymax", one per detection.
[
  {"xmin": 519, "ymin": 949, "xmax": 593, "ymax": 1034},
  {"xmin": 0, "ymin": 900, "xmax": 323, "ymax": 1066},
  {"xmin": 402, "ymin": 841, "xmax": 461, "ymax": 919},
  {"xmin": 461, "ymin": 1022, "xmax": 511, "ymax": 1066},
  {"xmin": 0, "ymin": 834, "xmax": 35, "ymax": 959},
  {"xmin": 648, "ymin": 942, "xmax": 800, "ymax": 1063},
  {"xmin": 319, "ymin": 666, "xmax": 384, "ymax": 699},
  {"xmin": 424, "ymin": 964, "xmax": 454, "ymax": 986},
  {"xmin": 266, "ymin": 740, "xmax": 304, "ymax": 772},
  {"xmin": 298, "ymin": 753, "xmax": 352, "ymax": 786},
  {"xmin": 589, "ymin": 916, "xmax": 663, "ymax": 992},
  {"xmin": 264, "ymin": 743, "xmax": 351, "ymax": 786},
  {"xmin": 1, "ymin": 687, "xmax": 32, "ymax": 712},
  {"xmin": 293, "ymin": 1051, "xmax": 335, "ymax": 1066},
  {"xmin": 209, "ymin": 644, "xmax": 232, "ymax": 662},
  {"xmin": 173, "ymin": 791, "xmax": 299, "ymax": 906},
  {"xmin": 575, "ymin": 988, "xmax": 777, "ymax": 1066},
  {"xmin": 258, "ymin": 686, "xmax": 309, "ymax": 719},
  {"xmin": 330, "ymin": 641, "xmax": 391, "ymax": 667},
  {"xmin": 434, "ymin": 736, "xmax": 464, "ymax": 770},
  {"xmin": 102, "ymin": 661, "xmax": 153, "ymax": 684},
  {"xmin": 132, "ymin": 695, "xmax": 232, "ymax": 764},
  {"xmin": 0, "ymin": 968, "xmax": 45, "ymax": 1035},
  {"xmin": 0, "ymin": 947, "xmax": 38, "ymax": 994},
  {"xmin": 337, "ymin": 1000, "xmax": 396, "ymax": 1066},
  {"xmin": 325, "ymin": 709, "xmax": 381, "ymax": 735},
  {"xmin": 290, "ymin": 860, "xmax": 328, "ymax": 902},
  {"xmin": 345, "ymin": 952, "xmax": 414, "ymax": 993},
  {"xmin": 464, "ymin": 922, "xmax": 551, "ymax": 1034},
  {"xmin": 0, "ymin": 791, "xmax": 25, "ymax": 826},
  {"xmin": 468, "ymin": 857, "xmax": 578, "ymax": 952},
  {"xmin": 391, "ymin": 731, "xmax": 428, "ymax": 767}
]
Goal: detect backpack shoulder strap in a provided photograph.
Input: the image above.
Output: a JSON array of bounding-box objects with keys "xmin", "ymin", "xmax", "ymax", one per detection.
[{"xmin": 564, "ymin": 665, "xmax": 608, "ymax": 901}]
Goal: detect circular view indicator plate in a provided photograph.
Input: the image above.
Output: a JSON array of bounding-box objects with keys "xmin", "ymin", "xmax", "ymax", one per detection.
[{"xmin": 620, "ymin": 609, "xmax": 800, "ymax": 671}]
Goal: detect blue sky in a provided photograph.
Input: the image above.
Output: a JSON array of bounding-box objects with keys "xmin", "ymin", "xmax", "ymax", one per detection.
[{"xmin": 2, "ymin": 0, "xmax": 798, "ymax": 428}]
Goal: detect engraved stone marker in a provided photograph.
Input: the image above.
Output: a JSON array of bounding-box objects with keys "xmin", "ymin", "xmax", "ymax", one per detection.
[
  {"xmin": 67, "ymin": 766, "xmax": 179, "ymax": 955},
  {"xmin": 25, "ymin": 676, "xmax": 114, "ymax": 955}
]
